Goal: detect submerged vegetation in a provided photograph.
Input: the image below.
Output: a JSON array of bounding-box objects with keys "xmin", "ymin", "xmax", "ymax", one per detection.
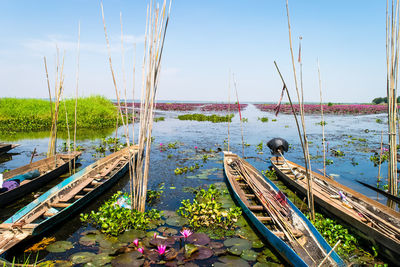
[
  {"xmin": 177, "ymin": 113, "xmax": 234, "ymax": 123},
  {"xmin": 0, "ymin": 96, "xmax": 118, "ymax": 132}
]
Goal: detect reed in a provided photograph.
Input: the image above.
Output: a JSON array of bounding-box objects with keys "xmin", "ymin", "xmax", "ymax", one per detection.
[
  {"xmin": 73, "ymin": 22, "xmax": 81, "ymax": 172},
  {"xmin": 101, "ymin": 0, "xmax": 171, "ymax": 212},
  {"xmin": 386, "ymin": 0, "xmax": 399, "ymax": 198},
  {"xmin": 317, "ymin": 59, "xmax": 326, "ymax": 176},
  {"xmin": 285, "ymin": 0, "xmax": 314, "ymax": 220}
]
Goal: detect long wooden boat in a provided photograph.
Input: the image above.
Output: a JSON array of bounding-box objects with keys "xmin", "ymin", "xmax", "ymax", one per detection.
[
  {"xmin": 0, "ymin": 152, "xmax": 81, "ymax": 208},
  {"xmin": 223, "ymin": 152, "xmax": 344, "ymax": 267},
  {"xmin": 0, "ymin": 145, "xmax": 138, "ymax": 255},
  {"xmin": 271, "ymin": 156, "xmax": 400, "ymax": 262},
  {"xmin": 0, "ymin": 144, "xmax": 19, "ymax": 155}
]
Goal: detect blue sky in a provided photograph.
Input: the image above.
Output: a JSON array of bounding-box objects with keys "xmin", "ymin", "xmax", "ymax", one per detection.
[{"xmin": 0, "ymin": 1, "xmax": 386, "ymax": 102}]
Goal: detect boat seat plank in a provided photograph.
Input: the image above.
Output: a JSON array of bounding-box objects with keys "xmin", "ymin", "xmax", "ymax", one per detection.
[
  {"xmin": 74, "ymin": 195, "xmax": 84, "ymax": 199},
  {"xmin": 51, "ymin": 202, "xmax": 70, "ymax": 208},
  {"xmin": 257, "ymin": 216, "xmax": 272, "ymax": 222},
  {"xmin": 272, "ymin": 230, "xmax": 303, "ymax": 238},
  {"xmin": 249, "ymin": 205, "xmax": 265, "ymax": 211}
]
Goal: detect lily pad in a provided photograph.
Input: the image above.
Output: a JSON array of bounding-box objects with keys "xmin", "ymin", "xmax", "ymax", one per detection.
[
  {"xmin": 79, "ymin": 234, "xmax": 98, "ymax": 246},
  {"xmin": 227, "ymin": 246, "xmax": 242, "ymax": 256},
  {"xmin": 214, "ymin": 248, "xmax": 227, "ymax": 256},
  {"xmin": 111, "ymin": 251, "xmax": 144, "ymax": 267},
  {"xmin": 184, "ymin": 243, "xmax": 198, "ymax": 258},
  {"xmin": 166, "ymin": 216, "xmax": 188, "ymax": 227},
  {"xmin": 165, "ymin": 247, "xmax": 178, "ymax": 261},
  {"xmin": 146, "ymin": 231, "xmax": 159, "ymax": 238},
  {"xmin": 145, "ymin": 250, "xmax": 160, "ymax": 261},
  {"xmin": 37, "ymin": 260, "xmax": 73, "ymax": 267},
  {"xmin": 187, "ymin": 233, "xmax": 210, "ymax": 246},
  {"xmin": 209, "ymin": 241, "xmax": 224, "ymax": 249},
  {"xmin": 162, "ymin": 210, "xmax": 178, "ymax": 218},
  {"xmin": 214, "ymin": 255, "xmax": 250, "ymax": 267},
  {"xmin": 85, "ymin": 253, "xmax": 113, "ymax": 266},
  {"xmin": 118, "ymin": 229, "xmax": 146, "ymax": 243},
  {"xmin": 223, "ymin": 238, "xmax": 251, "ymax": 250},
  {"xmin": 46, "ymin": 241, "xmax": 74, "ymax": 253},
  {"xmin": 240, "ymin": 249, "xmax": 258, "ymax": 261},
  {"xmin": 157, "ymin": 226, "xmax": 178, "ymax": 236},
  {"xmin": 252, "ymin": 239, "xmax": 264, "ymax": 249},
  {"xmin": 70, "ymin": 252, "xmax": 96, "ymax": 264},
  {"xmin": 234, "ymin": 217, "xmax": 248, "ymax": 227},
  {"xmin": 149, "ymin": 236, "xmax": 176, "ymax": 247},
  {"xmin": 192, "ymin": 246, "xmax": 213, "ymax": 260}
]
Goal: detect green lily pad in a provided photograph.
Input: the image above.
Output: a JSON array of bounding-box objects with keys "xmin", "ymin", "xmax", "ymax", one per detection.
[
  {"xmin": 79, "ymin": 234, "xmax": 98, "ymax": 246},
  {"xmin": 111, "ymin": 251, "xmax": 144, "ymax": 267},
  {"xmin": 162, "ymin": 210, "xmax": 178, "ymax": 218},
  {"xmin": 214, "ymin": 248, "xmax": 227, "ymax": 256},
  {"xmin": 85, "ymin": 253, "xmax": 113, "ymax": 267},
  {"xmin": 37, "ymin": 260, "xmax": 73, "ymax": 267},
  {"xmin": 70, "ymin": 252, "xmax": 96, "ymax": 264},
  {"xmin": 165, "ymin": 247, "xmax": 178, "ymax": 261},
  {"xmin": 234, "ymin": 217, "xmax": 248, "ymax": 227},
  {"xmin": 165, "ymin": 216, "xmax": 188, "ymax": 227},
  {"xmin": 223, "ymin": 238, "xmax": 251, "ymax": 250},
  {"xmin": 46, "ymin": 241, "xmax": 74, "ymax": 253},
  {"xmin": 118, "ymin": 229, "xmax": 146, "ymax": 243},
  {"xmin": 192, "ymin": 246, "xmax": 213, "ymax": 260},
  {"xmin": 184, "ymin": 243, "xmax": 198, "ymax": 258},
  {"xmin": 214, "ymin": 255, "xmax": 250, "ymax": 267},
  {"xmin": 236, "ymin": 227, "xmax": 258, "ymax": 241},
  {"xmin": 252, "ymin": 239, "xmax": 264, "ymax": 249},
  {"xmin": 227, "ymin": 246, "xmax": 242, "ymax": 256},
  {"xmin": 257, "ymin": 248, "xmax": 280, "ymax": 263},
  {"xmin": 157, "ymin": 226, "xmax": 178, "ymax": 235},
  {"xmin": 209, "ymin": 242, "xmax": 224, "ymax": 249},
  {"xmin": 240, "ymin": 249, "xmax": 258, "ymax": 261},
  {"xmin": 253, "ymin": 263, "xmax": 280, "ymax": 267}
]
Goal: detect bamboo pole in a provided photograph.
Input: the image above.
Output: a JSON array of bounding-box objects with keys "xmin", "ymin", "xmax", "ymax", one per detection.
[
  {"xmin": 227, "ymin": 69, "xmax": 231, "ymax": 152},
  {"xmin": 317, "ymin": 59, "xmax": 326, "ymax": 177},
  {"xmin": 285, "ymin": 0, "xmax": 314, "ymax": 220},
  {"xmin": 43, "ymin": 57, "xmax": 53, "ymax": 122},
  {"xmin": 387, "ymin": 0, "xmax": 399, "ymax": 200},
  {"xmin": 233, "ymin": 74, "xmax": 245, "ymax": 157},
  {"xmin": 73, "ymin": 22, "xmax": 80, "ymax": 172}
]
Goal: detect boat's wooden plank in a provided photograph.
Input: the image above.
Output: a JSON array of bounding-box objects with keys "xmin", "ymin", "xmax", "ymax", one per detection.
[
  {"xmin": 272, "ymin": 230, "xmax": 303, "ymax": 238},
  {"xmin": 245, "ymin": 193, "xmax": 256, "ymax": 198},
  {"xmin": 74, "ymin": 195, "xmax": 84, "ymax": 199},
  {"xmin": 51, "ymin": 203, "xmax": 70, "ymax": 208},
  {"xmin": 83, "ymin": 187, "xmax": 94, "ymax": 192},
  {"xmin": 249, "ymin": 205, "xmax": 265, "ymax": 211},
  {"xmin": 257, "ymin": 216, "xmax": 272, "ymax": 222}
]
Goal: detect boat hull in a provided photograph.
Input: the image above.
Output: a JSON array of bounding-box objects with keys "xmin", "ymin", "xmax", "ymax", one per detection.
[
  {"xmin": 271, "ymin": 157, "xmax": 400, "ymax": 263},
  {"xmin": 0, "ymin": 153, "xmax": 81, "ymax": 208}
]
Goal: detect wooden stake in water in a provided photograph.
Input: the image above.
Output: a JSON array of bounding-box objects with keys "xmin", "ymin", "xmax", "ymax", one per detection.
[
  {"xmin": 227, "ymin": 69, "xmax": 231, "ymax": 152},
  {"xmin": 73, "ymin": 22, "xmax": 81, "ymax": 172},
  {"xmin": 317, "ymin": 59, "xmax": 326, "ymax": 177},
  {"xmin": 233, "ymin": 74, "xmax": 245, "ymax": 157}
]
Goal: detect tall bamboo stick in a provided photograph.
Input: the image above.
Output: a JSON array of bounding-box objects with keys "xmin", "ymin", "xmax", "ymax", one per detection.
[
  {"xmin": 73, "ymin": 22, "xmax": 81, "ymax": 172},
  {"xmin": 233, "ymin": 74, "xmax": 245, "ymax": 157},
  {"xmin": 317, "ymin": 59, "xmax": 326, "ymax": 177},
  {"xmin": 285, "ymin": 0, "xmax": 314, "ymax": 220},
  {"xmin": 227, "ymin": 69, "xmax": 231, "ymax": 152}
]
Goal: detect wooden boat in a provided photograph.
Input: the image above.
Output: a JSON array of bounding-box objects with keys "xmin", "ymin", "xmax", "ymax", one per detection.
[
  {"xmin": 0, "ymin": 152, "xmax": 81, "ymax": 208},
  {"xmin": 0, "ymin": 145, "xmax": 138, "ymax": 255},
  {"xmin": 223, "ymin": 151, "xmax": 344, "ymax": 267},
  {"xmin": 0, "ymin": 144, "xmax": 19, "ymax": 155},
  {"xmin": 271, "ymin": 156, "xmax": 400, "ymax": 262}
]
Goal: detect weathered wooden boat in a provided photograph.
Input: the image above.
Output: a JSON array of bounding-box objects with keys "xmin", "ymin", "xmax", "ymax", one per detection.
[
  {"xmin": 223, "ymin": 151, "xmax": 344, "ymax": 267},
  {"xmin": 271, "ymin": 156, "xmax": 400, "ymax": 262},
  {"xmin": 0, "ymin": 144, "xmax": 19, "ymax": 155},
  {"xmin": 0, "ymin": 145, "xmax": 138, "ymax": 255},
  {"xmin": 0, "ymin": 152, "xmax": 81, "ymax": 208}
]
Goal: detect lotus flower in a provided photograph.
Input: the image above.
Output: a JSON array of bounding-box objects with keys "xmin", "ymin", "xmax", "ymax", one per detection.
[
  {"xmin": 133, "ymin": 239, "xmax": 139, "ymax": 247},
  {"xmin": 137, "ymin": 247, "xmax": 144, "ymax": 254},
  {"xmin": 156, "ymin": 244, "xmax": 167, "ymax": 255},
  {"xmin": 194, "ymin": 146, "xmax": 198, "ymax": 149},
  {"xmin": 180, "ymin": 229, "xmax": 193, "ymax": 239},
  {"xmin": 153, "ymin": 232, "xmax": 158, "ymax": 239}
]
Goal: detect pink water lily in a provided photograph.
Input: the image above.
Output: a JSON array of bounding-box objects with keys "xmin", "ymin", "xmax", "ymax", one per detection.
[
  {"xmin": 153, "ymin": 232, "xmax": 158, "ymax": 239},
  {"xmin": 180, "ymin": 229, "xmax": 193, "ymax": 239},
  {"xmin": 194, "ymin": 146, "xmax": 198, "ymax": 149},
  {"xmin": 133, "ymin": 239, "xmax": 139, "ymax": 247},
  {"xmin": 137, "ymin": 247, "xmax": 144, "ymax": 254},
  {"xmin": 156, "ymin": 244, "xmax": 167, "ymax": 255}
]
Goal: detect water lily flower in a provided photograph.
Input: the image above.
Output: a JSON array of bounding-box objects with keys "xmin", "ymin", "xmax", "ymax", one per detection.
[
  {"xmin": 180, "ymin": 229, "xmax": 193, "ymax": 239},
  {"xmin": 137, "ymin": 247, "xmax": 144, "ymax": 254},
  {"xmin": 156, "ymin": 244, "xmax": 167, "ymax": 255},
  {"xmin": 133, "ymin": 239, "xmax": 139, "ymax": 247},
  {"xmin": 160, "ymin": 143, "xmax": 163, "ymax": 146},
  {"xmin": 194, "ymin": 146, "xmax": 198, "ymax": 149},
  {"xmin": 153, "ymin": 232, "xmax": 158, "ymax": 239}
]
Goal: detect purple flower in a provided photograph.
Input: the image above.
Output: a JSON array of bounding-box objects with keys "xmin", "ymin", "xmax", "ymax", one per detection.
[
  {"xmin": 133, "ymin": 239, "xmax": 139, "ymax": 247},
  {"xmin": 180, "ymin": 229, "xmax": 193, "ymax": 239},
  {"xmin": 156, "ymin": 244, "xmax": 167, "ymax": 255}
]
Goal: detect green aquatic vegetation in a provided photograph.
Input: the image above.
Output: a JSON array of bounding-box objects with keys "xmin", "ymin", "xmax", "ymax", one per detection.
[
  {"xmin": 154, "ymin": 116, "xmax": 165, "ymax": 122},
  {"xmin": 308, "ymin": 213, "xmax": 358, "ymax": 258},
  {"xmin": 258, "ymin": 117, "xmax": 269, "ymax": 122},
  {"xmin": 271, "ymin": 119, "xmax": 277, "ymax": 122},
  {"xmin": 325, "ymin": 159, "xmax": 334, "ymax": 165},
  {"xmin": 80, "ymin": 192, "xmax": 161, "ymax": 236},
  {"xmin": 174, "ymin": 163, "xmax": 200, "ymax": 175},
  {"xmin": 331, "ymin": 149, "xmax": 345, "ymax": 157},
  {"xmin": 376, "ymin": 118, "xmax": 383, "ymax": 124},
  {"xmin": 370, "ymin": 150, "xmax": 389, "ymax": 166},
  {"xmin": 316, "ymin": 120, "xmax": 327, "ymax": 126},
  {"xmin": 177, "ymin": 113, "xmax": 234, "ymax": 123},
  {"xmin": 61, "ymin": 141, "xmax": 83, "ymax": 152},
  {"xmin": 147, "ymin": 189, "xmax": 163, "ymax": 205},
  {"xmin": 256, "ymin": 142, "xmax": 263, "ymax": 152},
  {"xmin": 262, "ymin": 169, "xmax": 277, "ymax": 179},
  {"xmin": 241, "ymin": 117, "xmax": 248, "ymax": 122},
  {"xmin": 178, "ymin": 185, "xmax": 242, "ymax": 229},
  {"xmin": 0, "ymin": 96, "xmax": 118, "ymax": 132}
]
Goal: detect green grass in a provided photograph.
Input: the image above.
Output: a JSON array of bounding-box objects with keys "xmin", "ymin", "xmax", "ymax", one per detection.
[{"xmin": 0, "ymin": 96, "xmax": 118, "ymax": 132}]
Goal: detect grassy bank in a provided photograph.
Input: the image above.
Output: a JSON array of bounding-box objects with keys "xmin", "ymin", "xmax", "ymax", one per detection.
[{"xmin": 0, "ymin": 96, "xmax": 118, "ymax": 132}]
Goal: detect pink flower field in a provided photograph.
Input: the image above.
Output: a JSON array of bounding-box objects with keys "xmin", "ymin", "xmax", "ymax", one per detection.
[{"xmin": 254, "ymin": 104, "xmax": 388, "ymax": 115}]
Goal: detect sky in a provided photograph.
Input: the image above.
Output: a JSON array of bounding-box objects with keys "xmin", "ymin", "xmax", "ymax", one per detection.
[{"xmin": 0, "ymin": 0, "xmax": 387, "ymax": 103}]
